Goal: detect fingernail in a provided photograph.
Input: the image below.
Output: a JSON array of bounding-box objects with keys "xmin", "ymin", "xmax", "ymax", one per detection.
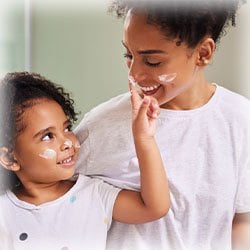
[
  {"xmin": 152, "ymin": 113, "xmax": 157, "ymax": 118},
  {"xmin": 143, "ymin": 96, "xmax": 149, "ymax": 103}
]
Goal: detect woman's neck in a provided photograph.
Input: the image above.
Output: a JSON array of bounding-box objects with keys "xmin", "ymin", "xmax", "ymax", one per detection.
[{"xmin": 161, "ymin": 80, "xmax": 216, "ymax": 110}]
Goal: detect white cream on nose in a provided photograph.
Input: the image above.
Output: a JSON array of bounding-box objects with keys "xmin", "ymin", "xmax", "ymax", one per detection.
[{"xmin": 63, "ymin": 139, "xmax": 73, "ymax": 148}]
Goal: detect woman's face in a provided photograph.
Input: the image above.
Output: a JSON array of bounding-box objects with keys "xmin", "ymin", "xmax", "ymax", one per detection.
[{"xmin": 123, "ymin": 10, "xmax": 203, "ymax": 109}]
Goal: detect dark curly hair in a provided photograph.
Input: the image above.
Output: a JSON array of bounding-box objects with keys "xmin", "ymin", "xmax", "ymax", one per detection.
[
  {"xmin": 108, "ymin": 0, "xmax": 246, "ymax": 48},
  {"xmin": 0, "ymin": 72, "xmax": 78, "ymax": 191}
]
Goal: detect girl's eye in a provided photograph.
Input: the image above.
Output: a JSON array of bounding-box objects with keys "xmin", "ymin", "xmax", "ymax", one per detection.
[
  {"xmin": 64, "ymin": 124, "xmax": 72, "ymax": 133},
  {"xmin": 42, "ymin": 132, "xmax": 54, "ymax": 141}
]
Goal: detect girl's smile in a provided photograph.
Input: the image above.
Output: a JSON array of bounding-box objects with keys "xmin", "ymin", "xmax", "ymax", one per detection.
[{"xmin": 13, "ymin": 99, "xmax": 79, "ymax": 185}]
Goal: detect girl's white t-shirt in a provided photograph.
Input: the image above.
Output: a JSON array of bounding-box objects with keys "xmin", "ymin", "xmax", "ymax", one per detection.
[{"xmin": 0, "ymin": 174, "xmax": 120, "ymax": 250}]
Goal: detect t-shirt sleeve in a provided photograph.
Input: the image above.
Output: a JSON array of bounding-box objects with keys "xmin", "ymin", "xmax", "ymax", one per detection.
[
  {"xmin": 235, "ymin": 158, "xmax": 250, "ymax": 213},
  {"xmin": 0, "ymin": 195, "xmax": 14, "ymax": 250},
  {"xmin": 96, "ymin": 179, "xmax": 121, "ymax": 230},
  {"xmin": 235, "ymin": 115, "xmax": 250, "ymax": 213}
]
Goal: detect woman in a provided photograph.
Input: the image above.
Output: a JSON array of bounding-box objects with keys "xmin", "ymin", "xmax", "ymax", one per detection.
[{"xmin": 75, "ymin": 1, "xmax": 250, "ymax": 249}]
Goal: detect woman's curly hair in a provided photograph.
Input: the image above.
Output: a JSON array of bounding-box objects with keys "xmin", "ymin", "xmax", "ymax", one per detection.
[
  {"xmin": 0, "ymin": 72, "xmax": 78, "ymax": 191},
  {"xmin": 108, "ymin": 0, "xmax": 246, "ymax": 48}
]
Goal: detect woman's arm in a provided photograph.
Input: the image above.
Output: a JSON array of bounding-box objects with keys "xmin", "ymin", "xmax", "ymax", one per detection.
[{"xmin": 112, "ymin": 83, "xmax": 170, "ymax": 224}]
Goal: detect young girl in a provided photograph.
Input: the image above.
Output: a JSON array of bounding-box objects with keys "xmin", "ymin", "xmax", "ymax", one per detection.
[
  {"xmin": 0, "ymin": 72, "xmax": 170, "ymax": 250},
  {"xmin": 75, "ymin": 1, "xmax": 250, "ymax": 250}
]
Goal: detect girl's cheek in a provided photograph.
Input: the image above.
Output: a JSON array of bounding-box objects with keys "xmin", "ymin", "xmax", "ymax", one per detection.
[
  {"xmin": 74, "ymin": 140, "xmax": 80, "ymax": 149},
  {"xmin": 39, "ymin": 149, "xmax": 57, "ymax": 160}
]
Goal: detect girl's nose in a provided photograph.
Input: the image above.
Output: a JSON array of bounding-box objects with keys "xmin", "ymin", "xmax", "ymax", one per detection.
[{"xmin": 61, "ymin": 139, "xmax": 73, "ymax": 151}]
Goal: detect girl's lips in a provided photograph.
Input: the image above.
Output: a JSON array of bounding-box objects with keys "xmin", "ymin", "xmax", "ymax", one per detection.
[{"xmin": 57, "ymin": 155, "xmax": 75, "ymax": 168}]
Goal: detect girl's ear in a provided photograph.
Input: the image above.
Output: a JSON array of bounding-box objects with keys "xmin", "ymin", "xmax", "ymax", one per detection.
[
  {"xmin": 196, "ymin": 37, "xmax": 215, "ymax": 66},
  {"xmin": 0, "ymin": 147, "xmax": 20, "ymax": 171}
]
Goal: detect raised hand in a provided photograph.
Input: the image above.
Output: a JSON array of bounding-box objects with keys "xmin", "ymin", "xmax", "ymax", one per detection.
[{"xmin": 129, "ymin": 82, "xmax": 160, "ymax": 140}]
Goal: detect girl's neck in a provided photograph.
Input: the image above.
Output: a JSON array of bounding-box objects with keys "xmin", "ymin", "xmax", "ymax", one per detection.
[{"xmin": 13, "ymin": 180, "xmax": 75, "ymax": 206}]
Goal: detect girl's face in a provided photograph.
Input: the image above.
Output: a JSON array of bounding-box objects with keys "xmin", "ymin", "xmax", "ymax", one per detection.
[
  {"xmin": 123, "ymin": 10, "xmax": 205, "ymax": 109},
  {"xmin": 13, "ymin": 99, "xmax": 79, "ymax": 185}
]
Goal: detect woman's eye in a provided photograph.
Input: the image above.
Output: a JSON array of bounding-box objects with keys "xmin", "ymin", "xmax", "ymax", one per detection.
[
  {"xmin": 123, "ymin": 53, "xmax": 132, "ymax": 60},
  {"xmin": 42, "ymin": 132, "xmax": 54, "ymax": 141},
  {"xmin": 145, "ymin": 59, "xmax": 161, "ymax": 67}
]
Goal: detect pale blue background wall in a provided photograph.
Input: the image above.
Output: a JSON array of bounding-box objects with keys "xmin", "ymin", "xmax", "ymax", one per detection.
[{"xmin": 1, "ymin": 0, "xmax": 250, "ymax": 125}]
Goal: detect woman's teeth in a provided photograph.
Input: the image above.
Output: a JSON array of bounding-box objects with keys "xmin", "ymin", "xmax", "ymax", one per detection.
[{"xmin": 140, "ymin": 84, "xmax": 160, "ymax": 92}]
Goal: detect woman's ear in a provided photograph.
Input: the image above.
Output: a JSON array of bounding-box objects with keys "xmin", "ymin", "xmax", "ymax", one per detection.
[
  {"xmin": 0, "ymin": 147, "xmax": 20, "ymax": 171},
  {"xmin": 196, "ymin": 37, "xmax": 215, "ymax": 66}
]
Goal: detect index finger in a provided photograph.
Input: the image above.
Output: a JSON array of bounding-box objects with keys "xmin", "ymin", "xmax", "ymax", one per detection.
[{"xmin": 129, "ymin": 82, "xmax": 142, "ymax": 112}]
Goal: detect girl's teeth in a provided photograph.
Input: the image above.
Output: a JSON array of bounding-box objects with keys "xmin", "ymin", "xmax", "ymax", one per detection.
[{"xmin": 61, "ymin": 157, "xmax": 72, "ymax": 164}]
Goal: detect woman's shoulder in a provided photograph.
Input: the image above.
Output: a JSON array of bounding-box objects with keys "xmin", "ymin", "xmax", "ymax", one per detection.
[
  {"xmin": 218, "ymin": 85, "xmax": 249, "ymax": 101},
  {"xmin": 78, "ymin": 92, "xmax": 131, "ymax": 127},
  {"xmin": 216, "ymin": 85, "xmax": 250, "ymax": 129},
  {"xmin": 217, "ymin": 85, "xmax": 250, "ymax": 113},
  {"xmin": 90, "ymin": 92, "xmax": 130, "ymax": 115}
]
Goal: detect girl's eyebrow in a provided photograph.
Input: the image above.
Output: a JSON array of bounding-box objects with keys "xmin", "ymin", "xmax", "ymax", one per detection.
[
  {"xmin": 122, "ymin": 41, "xmax": 167, "ymax": 55},
  {"xmin": 33, "ymin": 119, "xmax": 70, "ymax": 138},
  {"xmin": 64, "ymin": 119, "xmax": 71, "ymax": 126},
  {"xmin": 33, "ymin": 127, "xmax": 52, "ymax": 139}
]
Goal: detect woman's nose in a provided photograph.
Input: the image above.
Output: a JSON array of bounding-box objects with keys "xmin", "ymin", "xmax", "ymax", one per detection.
[{"xmin": 128, "ymin": 61, "xmax": 147, "ymax": 83}]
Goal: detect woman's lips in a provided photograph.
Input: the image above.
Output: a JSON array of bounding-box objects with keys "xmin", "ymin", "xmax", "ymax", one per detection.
[{"xmin": 140, "ymin": 84, "xmax": 161, "ymax": 95}]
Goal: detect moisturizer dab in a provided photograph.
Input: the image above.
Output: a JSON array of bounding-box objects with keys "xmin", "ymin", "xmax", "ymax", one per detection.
[
  {"xmin": 63, "ymin": 139, "xmax": 73, "ymax": 148},
  {"xmin": 158, "ymin": 73, "xmax": 177, "ymax": 84},
  {"xmin": 39, "ymin": 149, "xmax": 57, "ymax": 160},
  {"xmin": 128, "ymin": 75, "xmax": 137, "ymax": 87}
]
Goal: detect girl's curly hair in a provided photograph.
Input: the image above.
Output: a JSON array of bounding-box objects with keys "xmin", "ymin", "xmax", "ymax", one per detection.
[
  {"xmin": 108, "ymin": 0, "xmax": 245, "ymax": 48},
  {"xmin": 0, "ymin": 72, "xmax": 78, "ymax": 191},
  {"xmin": 0, "ymin": 71, "xmax": 78, "ymax": 150}
]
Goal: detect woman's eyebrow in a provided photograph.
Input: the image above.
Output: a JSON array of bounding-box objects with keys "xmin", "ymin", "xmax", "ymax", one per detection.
[
  {"xmin": 121, "ymin": 41, "xmax": 167, "ymax": 55},
  {"xmin": 138, "ymin": 49, "xmax": 166, "ymax": 55}
]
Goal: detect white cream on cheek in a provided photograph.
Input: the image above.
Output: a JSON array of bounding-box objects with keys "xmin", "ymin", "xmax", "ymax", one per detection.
[
  {"xmin": 39, "ymin": 149, "xmax": 57, "ymax": 160},
  {"xmin": 39, "ymin": 139, "xmax": 78, "ymax": 160},
  {"xmin": 158, "ymin": 73, "xmax": 177, "ymax": 85},
  {"xmin": 128, "ymin": 73, "xmax": 177, "ymax": 88}
]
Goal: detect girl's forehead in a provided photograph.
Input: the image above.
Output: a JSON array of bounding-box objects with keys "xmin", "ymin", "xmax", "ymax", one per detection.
[{"xmin": 19, "ymin": 100, "xmax": 66, "ymax": 132}]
